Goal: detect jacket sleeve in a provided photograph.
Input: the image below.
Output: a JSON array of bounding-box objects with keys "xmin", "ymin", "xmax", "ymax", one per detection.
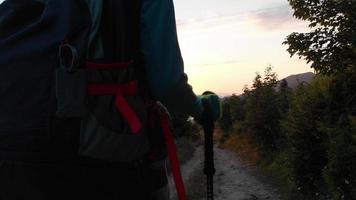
[{"xmin": 140, "ymin": 0, "xmax": 201, "ymax": 119}]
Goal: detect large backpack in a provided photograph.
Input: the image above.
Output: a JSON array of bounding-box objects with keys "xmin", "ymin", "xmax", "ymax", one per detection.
[
  {"xmin": 0, "ymin": 0, "xmax": 152, "ymax": 162},
  {"xmin": 76, "ymin": 0, "xmax": 152, "ymax": 162},
  {"xmin": 0, "ymin": 1, "xmax": 188, "ymax": 199},
  {"xmin": 0, "ymin": 0, "xmax": 91, "ymax": 155}
]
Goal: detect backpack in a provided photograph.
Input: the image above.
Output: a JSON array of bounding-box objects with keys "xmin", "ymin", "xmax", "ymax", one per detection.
[
  {"xmin": 0, "ymin": 1, "xmax": 188, "ymax": 199},
  {"xmin": 0, "ymin": 0, "xmax": 152, "ymax": 162},
  {"xmin": 0, "ymin": 0, "xmax": 91, "ymax": 155},
  {"xmin": 0, "ymin": 0, "xmax": 90, "ymax": 130}
]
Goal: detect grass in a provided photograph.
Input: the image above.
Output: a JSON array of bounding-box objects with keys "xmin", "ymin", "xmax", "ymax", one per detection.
[{"xmin": 218, "ymin": 132, "xmax": 260, "ymax": 165}]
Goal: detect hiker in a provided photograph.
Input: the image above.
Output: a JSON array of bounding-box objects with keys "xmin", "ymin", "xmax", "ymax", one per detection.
[{"xmin": 0, "ymin": 0, "xmax": 221, "ymax": 200}]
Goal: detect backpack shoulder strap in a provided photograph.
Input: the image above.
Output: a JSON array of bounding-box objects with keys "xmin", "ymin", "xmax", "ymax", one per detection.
[{"xmin": 85, "ymin": 0, "xmax": 104, "ymax": 58}]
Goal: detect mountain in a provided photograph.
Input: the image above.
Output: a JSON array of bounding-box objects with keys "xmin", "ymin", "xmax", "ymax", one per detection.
[
  {"xmin": 278, "ymin": 72, "xmax": 315, "ymax": 89},
  {"xmin": 219, "ymin": 72, "xmax": 316, "ymax": 97}
]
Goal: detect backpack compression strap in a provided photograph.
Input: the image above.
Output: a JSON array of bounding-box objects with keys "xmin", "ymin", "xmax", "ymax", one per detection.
[
  {"xmin": 86, "ymin": 60, "xmax": 142, "ymax": 134},
  {"xmin": 86, "ymin": 59, "xmax": 186, "ymax": 199},
  {"xmin": 86, "ymin": 60, "xmax": 134, "ymax": 70}
]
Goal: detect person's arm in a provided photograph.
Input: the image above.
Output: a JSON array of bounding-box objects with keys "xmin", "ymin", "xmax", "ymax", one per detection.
[{"xmin": 140, "ymin": 0, "xmax": 201, "ymax": 119}]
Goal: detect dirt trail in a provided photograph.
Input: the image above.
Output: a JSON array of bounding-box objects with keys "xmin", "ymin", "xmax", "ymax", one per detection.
[
  {"xmin": 169, "ymin": 146, "xmax": 282, "ymax": 200},
  {"xmin": 169, "ymin": 146, "xmax": 204, "ymax": 200}
]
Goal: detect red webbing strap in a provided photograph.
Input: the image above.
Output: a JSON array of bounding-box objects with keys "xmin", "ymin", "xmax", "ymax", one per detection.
[
  {"xmin": 86, "ymin": 60, "xmax": 134, "ymax": 70},
  {"xmin": 159, "ymin": 111, "xmax": 187, "ymax": 200},
  {"xmin": 87, "ymin": 81, "xmax": 142, "ymax": 134},
  {"xmin": 115, "ymin": 93, "xmax": 141, "ymax": 133}
]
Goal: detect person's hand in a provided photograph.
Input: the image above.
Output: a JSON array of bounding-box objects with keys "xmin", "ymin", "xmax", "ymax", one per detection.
[{"xmin": 196, "ymin": 91, "xmax": 222, "ymax": 123}]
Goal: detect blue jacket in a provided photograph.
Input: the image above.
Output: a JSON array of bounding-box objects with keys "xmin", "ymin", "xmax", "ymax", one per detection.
[
  {"xmin": 86, "ymin": 0, "xmax": 200, "ymax": 118},
  {"xmin": 140, "ymin": 0, "xmax": 200, "ymax": 118}
]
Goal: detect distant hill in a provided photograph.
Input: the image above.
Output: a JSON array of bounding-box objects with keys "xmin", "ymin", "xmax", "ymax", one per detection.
[
  {"xmin": 278, "ymin": 72, "xmax": 315, "ymax": 89},
  {"xmin": 219, "ymin": 72, "xmax": 316, "ymax": 97}
]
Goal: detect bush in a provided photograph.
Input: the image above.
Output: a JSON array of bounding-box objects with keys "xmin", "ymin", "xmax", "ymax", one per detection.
[
  {"xmin": 323, "ymin": 116, "xmax": 356, "ymax": 200},
  {"xmin": 281, "ymin": 77, "xmax": 330, "ymax": 198}
]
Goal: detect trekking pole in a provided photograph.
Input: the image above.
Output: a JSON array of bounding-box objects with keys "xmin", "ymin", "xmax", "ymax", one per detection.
[{"xmin": 202, "ymin": 98, "xmax": 216, "ymax": 200}]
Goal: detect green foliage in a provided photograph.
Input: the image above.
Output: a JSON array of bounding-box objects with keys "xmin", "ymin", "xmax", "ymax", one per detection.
[
  {"xmin": 220, "ymin": 2, "xmax": 356, "ymax": 198},
  {"xmin": 281, "ymin": 77, "xmax": 330, "ymax": 198},
  {"xmin": 320, "ymin": 72, "xmax": 356, "ymax": 199},
  {"xmin": 228, "ymin": 94, "xmax": 246, "ymax": 122},
  {"xmin": 221, "ymin": 73, "xmax": 355, "ymax": 199},
  {"xmin": 219, "ymin": 100, "xmax": 233, "ymax": 134},
  {"xmin": 284, "ymin": 0, "xmax": 356, "ymax": 74},
  {"xmin": 277, "ymin": 79, "xmax": 292, "ymax": 118},
  {"xmin": 281, "ymin": 2, "xmax": 356, "ymax": 197},
  {"xmin": 217, "ymin": 94, "xmax": 246, "ymax": 136},
  {"xmin": 244, "ymin": 67, "xmax": 283, "ymax": 153},
  {"xmin": 322, "ymin": 115, "xmax": 356, "ymax": 200},
  {"xmin": 328, "ymin": 70, "xmax": 356, "ymax": 117}
]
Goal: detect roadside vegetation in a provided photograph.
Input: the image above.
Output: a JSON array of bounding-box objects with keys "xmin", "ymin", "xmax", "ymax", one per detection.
[{"xmin": 218, "ymin": 0, "xmax": 356, "ymax": 199}]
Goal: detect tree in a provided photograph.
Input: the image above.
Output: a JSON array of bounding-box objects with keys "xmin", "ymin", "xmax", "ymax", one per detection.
[
  {"xmin": 263, "ymin": 66, "xmax": 278, "ymax": 87},
  {"xmin": 284, "ymin": 2, "xmax": 356, "ymax": 197},
  {"xmin": 321, "ymin": 114, "xmax": 356, "ymax": 200},
  {"xmin": 281, "ymin": 77, "xmax": 330, "ymax": 198},
  {"xmin": 277, "ymin": 79, "xmax": 292, "ymax": 116},
  {"xmin": 284, "ymin": 0, "xmax": 356, "ymax": 74},
  {"xmin": 228, "ymin": 94, "xmax": 246, "ymax": 122},
  {"xmin": 244, "ymin": 67, "xmax": 282, "ymax": 153},
  {"xmin": 219, "ymin": 100, "xmax": 233, "ymax": 134},
  {"xmin": 320, "ymin": 72, "xmax": 356, "ymax": 199}
]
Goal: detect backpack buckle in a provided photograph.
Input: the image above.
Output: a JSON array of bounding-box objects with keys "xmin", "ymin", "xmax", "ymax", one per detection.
[{"xmin": 59, "ymin": 43, "xmax": 79, "ymax": 73}]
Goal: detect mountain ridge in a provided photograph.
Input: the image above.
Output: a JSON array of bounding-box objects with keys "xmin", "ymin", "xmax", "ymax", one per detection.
[
  {"xmin": 278, "ymin": 71, "xmax": 315, "ymax": 89},
  {"xmin": 219, "ymin": 71, "xmax": 315, "ymax": 97}
]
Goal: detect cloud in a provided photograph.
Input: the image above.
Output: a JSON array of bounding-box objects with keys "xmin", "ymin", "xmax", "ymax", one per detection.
[
  {"xmin": 176, "ymin": 12, "xmax": 245, "ymax": 27},
  {"xmin": 176, "ymin": 4, "xmax": 307, "ymax": 32},
  {"xmin": 246, "ymin": 4, "xmax": 306, "ymax": 30}
]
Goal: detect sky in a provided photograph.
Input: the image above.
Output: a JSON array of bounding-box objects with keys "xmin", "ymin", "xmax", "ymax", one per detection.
[
  {"xmin": 0, "ymin": 0, "xmax": 313, "ymax": 96},
  {"xmin": 173, "ymin": 0, "xmax": 313, "ymax": 96}
]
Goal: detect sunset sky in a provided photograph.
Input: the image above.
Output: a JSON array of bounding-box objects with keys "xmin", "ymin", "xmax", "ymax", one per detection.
[
  {"xmin": 173, "ymin": 0, "xmax": 313, "ymax": 95},
  {"xmin": 0, "ymin": 0, "xmax": 313, "ymax": 96}
]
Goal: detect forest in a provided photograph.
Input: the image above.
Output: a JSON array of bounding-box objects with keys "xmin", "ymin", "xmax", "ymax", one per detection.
[{"xmin": 218, "ymin": 0, "xmax": 356, "ymax": 199}]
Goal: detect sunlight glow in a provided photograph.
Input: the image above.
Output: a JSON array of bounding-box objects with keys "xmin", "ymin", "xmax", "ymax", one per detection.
[{"xmin": 174, "ymin": 0, "xmax": 312, "ymax": 96}]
